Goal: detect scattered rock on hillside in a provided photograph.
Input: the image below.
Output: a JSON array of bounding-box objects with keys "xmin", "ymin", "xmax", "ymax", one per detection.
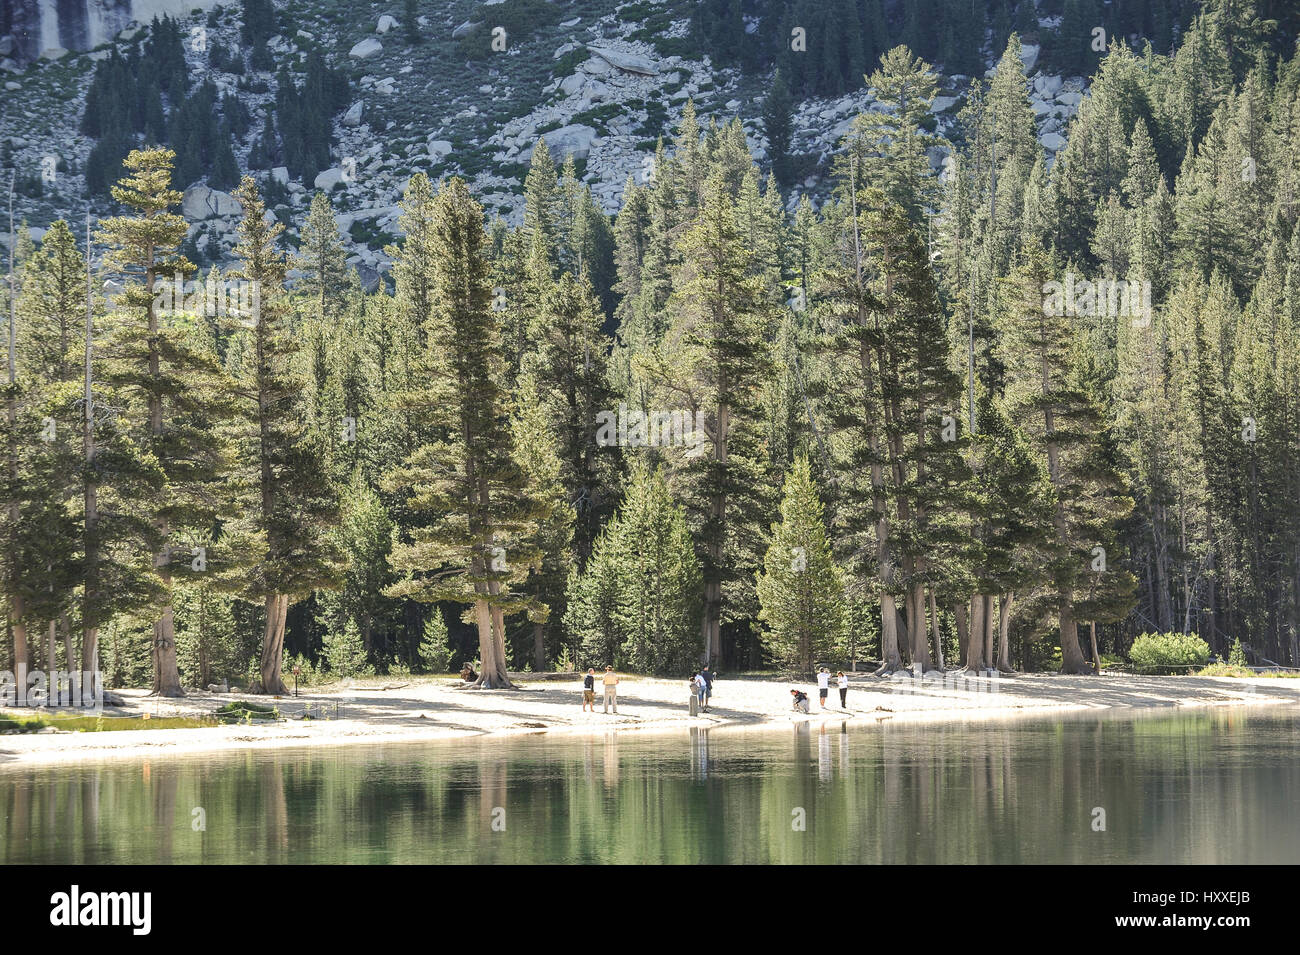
[
  {"xmin": 523, "ymin": 124, "xmax": 599, "ymax": 162},
  {"xmin": 182, "ymin": 185, "xmax": 241, "ymax": 220},
  {"xmin": 314, "ymin": 167, "xmax": 345, "ymax": 191},
  {"xmin": 586, "ymin": 45, "xmax": 658, "ymax": 76},
  {"xmin": 349, "ymin": 37, "xmax": 383, "ymax": 59}
]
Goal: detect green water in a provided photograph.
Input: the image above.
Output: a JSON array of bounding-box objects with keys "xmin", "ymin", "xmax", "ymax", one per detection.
[{"xmin": 3, "ymin": 707, "xmax": 1298, "ymax": 864}]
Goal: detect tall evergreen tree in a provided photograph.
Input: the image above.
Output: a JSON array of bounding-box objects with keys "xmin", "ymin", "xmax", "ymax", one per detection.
[
  {"xmin": 229, "ymin": 177, "xmax": 342, "ymax": 694},
  {"xmin": 384, "ymin": 179, "xmax": 548, "ymax": 688},
  {"xmin": 96, "ymin": 148, "xmax": 234, "ymax": 696}
]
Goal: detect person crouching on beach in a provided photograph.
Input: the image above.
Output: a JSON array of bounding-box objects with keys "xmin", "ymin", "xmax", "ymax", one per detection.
[
  {"xmin": 790, "ymin": 689, "xmax": 810, "ymax": 714},
  {"xmin": 582, "ymin": 668, "xmax": 596, "ymax": 712}
]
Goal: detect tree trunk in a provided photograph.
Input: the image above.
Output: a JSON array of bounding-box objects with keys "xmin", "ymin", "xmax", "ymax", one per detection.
[
  {"xmin": 151, "ymin": 590, "xmax": 185, "ymax": 697},
  {"xmin": 909, "ymin": 583, "xmax": 931, "ymax": 672},
  {"xmin": 929, "ymin": 590, "xmax": 943, "ymax": 671},
  {"xmin": 997, "ymin": 592, "xmax": 1015, "ymax": 672},
  {"xmin": 80, "ymin": 624, "xmax": 97, "ymax": 676},
  {"xmin": 82, "ymin": 220, "xmax": 98, "ymax": 684},
  {"xmin": 955, "ymin": 601, "xmax": 969, "ymax": 665},
  {"xmin": 1089, "ymin": 621, "xmax": 1101, "ymax": 673},
  {"xmin": 1152, "ymin": 513, "xmax": 1173, "ymax": 632},
  {"xmin": 476, "ymin": 600, "xmax": 512, "ymax": 688},
  {"xmin": 1058, "ymin": 591, "xmax": 1091, "ymax": 674},
  {"xmin": 60, "ymin": 613, "xmax": 73, "ymax": 678},
  {"xmin": 259, "ymin": 592, "xmax": 290, "ymax": 694},
  {"xmin": 533, "ymin": 621, "xmax": 546, "ymax": 672},
  {"xmin": 875, "ymin": 593, "xmax": 905, "ymax": 673},
  {"xmin": 981, "ymin": 594, "xmax": 995, "ymax": 669},
  {"xmin": 966, "ymin": 594, "xmax": 986, "ymax": 671}
]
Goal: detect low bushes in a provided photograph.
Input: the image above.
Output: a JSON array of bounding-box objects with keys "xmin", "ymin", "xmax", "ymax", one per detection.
[{"xmin": 1128, "ymin": 632, "xmax": 1210, "ymax": 673}]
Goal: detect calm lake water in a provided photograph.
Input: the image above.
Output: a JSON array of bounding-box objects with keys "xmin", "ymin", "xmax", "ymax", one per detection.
[{"xmin": 3, "ymin": 707, "xmax": 1298, "ymax": 864}]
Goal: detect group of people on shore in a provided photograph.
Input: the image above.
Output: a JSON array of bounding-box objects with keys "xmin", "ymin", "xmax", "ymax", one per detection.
[
  {"xmin": 577, "ymin": 664, "xmax": 851, "ymax": 717},
  {"xmin": 690, "ymin": 667, "xmax": 714, "ymax": 712},
  {"xmin": 578, "ymin": 666, "xmax": 716, "ymax": 714},
  {"xmin": 790, "ymin": 669, "xmax": 850, "ymax": 713},
  {"xmin": 581, "ymin": 666, "xmax": 621, "ymax": 713}
]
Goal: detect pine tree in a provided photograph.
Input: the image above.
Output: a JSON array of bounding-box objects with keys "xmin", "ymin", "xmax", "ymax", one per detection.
[
  {"xmin": 324, "ymin": 617, "xmax": 369, "ymax": 677},
  {"xmin": 523, "ymin": 272, "xmax": 619, "ymax": 568},
  {"xmin": 844, "ymin": 45, "xmax": 942, "ymax": 228},
  {"xmin": 650, "ymin": 173, "xmax": 773, "ymax": 667},
  {"xmin": 229, "ymin": 177, "xmax": 342, "ymax": 694},
  {"xmin": 96, "ymin": 148, "xmax": 234, "ymax": 696},
  {"xmin": 296, "ymin": 192, "xmax": 348, "ymax": 325},
  {"xmin": 509, "ymin": 373, "xmax": 573, "ymax": 671},
  {"xmin": 419, "ymin": 607, "xmax": 452, "ymax": 673},
  {"xmin": 563, "ymin": 463, "xmax": 701, "ymax": 674},
  {"xmin": 816, "ymin": 180, "xmax": 970, "ymax": 674},
  {"xmin": 522, "ymin": 138, "xmax": 560, "ymax": 278},
  {"xmin": 762, "ymin": 68, "xmax": 796, "ymax": 188},
  {"xmin": 384, "ymin": 179, "xmax": 548, "ymax": 688},
  {"xmin": 14, "ymin": 220, "xmax": 90, "ymax": 676},
  {"xmin": 756, "ymin": 454, "xmax": 845, "ymax": 671},
  {"xmin": 996, "ymin": 247, "xmax": 1136, "ymax": 673},
  {"xmin": 404, "ymin": 0, "xmax": 421, "ymax": 45}
]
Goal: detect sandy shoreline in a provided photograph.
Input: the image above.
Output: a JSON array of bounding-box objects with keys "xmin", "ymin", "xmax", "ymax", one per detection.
[{"xmin": 2, "ymin": 670, "xmax": 1297, "ymax": 768}]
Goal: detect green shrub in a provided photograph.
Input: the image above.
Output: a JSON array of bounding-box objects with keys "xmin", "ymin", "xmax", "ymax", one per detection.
[
  {"xmin": 1128, "ymin": 632, "xmax": 1210, "ymax": 673},
  {"xmin": 1198, "ymin": 662, "xmax": 1255, "ymax": 678},
  {"xmin": 214, "ymin": 701, "xmax": 278, "ymax": 723},
  {"xmin": 552, "ymin": 48, "xmax": 586, "ymax": 77}
]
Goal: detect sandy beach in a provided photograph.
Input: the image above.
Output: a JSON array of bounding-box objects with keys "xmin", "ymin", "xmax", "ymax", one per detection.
[{"xmin": 2, "ymin": 670, "xmax": 1297, "ymax": 767}]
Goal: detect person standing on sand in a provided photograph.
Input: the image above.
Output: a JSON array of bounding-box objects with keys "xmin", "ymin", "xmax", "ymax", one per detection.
[
  {"xmin": 817, "ymin": 667, "xmax": 831, "ymax": 708},
  {"xmin": 602, "ymin": 666, "xmax": 620, "ymax": 714},
  {"xmin": 837, "ymin": 671, "xmax": 849, "ymax": 709},
  {"xmin": 701, "ymin": 665, "xmax": 713, "ymax": 711},
  {"xmin": 582, "ymin": 668, "xmax": 596, "ymax": 712}
]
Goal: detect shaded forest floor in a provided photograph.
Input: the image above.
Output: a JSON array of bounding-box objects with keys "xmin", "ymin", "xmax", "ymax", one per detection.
[{"xmin": 2, "ymin": 671, "xmax": 1297, "ymax": 766}]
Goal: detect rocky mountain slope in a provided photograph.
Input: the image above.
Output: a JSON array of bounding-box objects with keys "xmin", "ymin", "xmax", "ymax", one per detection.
[{"xmin": 1, "ymin": 0, "xmax": 1087, "ymax": 286}]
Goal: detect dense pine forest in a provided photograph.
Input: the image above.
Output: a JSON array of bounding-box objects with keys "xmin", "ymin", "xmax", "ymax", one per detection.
[{"xmin": 3, "ymin": 0, "xmax": 1299, "ymax": 694}]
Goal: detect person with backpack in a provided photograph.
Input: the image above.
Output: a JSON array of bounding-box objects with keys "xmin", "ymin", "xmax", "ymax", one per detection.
[
  {"xmin": 581, "ymin": 668, "xmax": 596, "ymax": 712},
  {"xmin": 700, "ymin": 665, "xmax": 714, "ymax": 711}
]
